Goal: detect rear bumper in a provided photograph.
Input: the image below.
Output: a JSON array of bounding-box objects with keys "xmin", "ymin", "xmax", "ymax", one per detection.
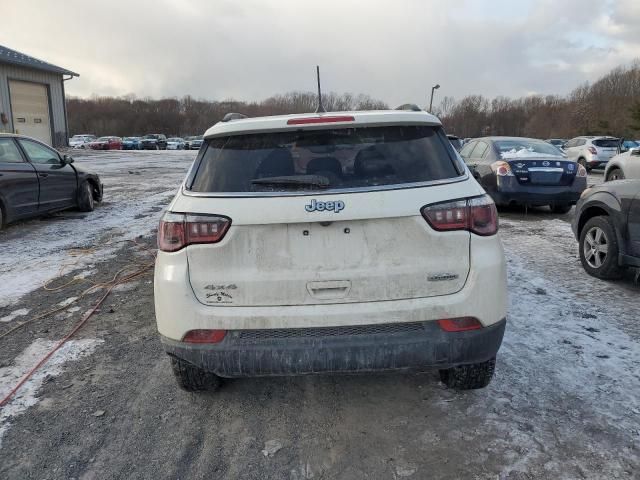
[
  {"xmin": 493, "ymin": 176, "xmax": 586, "ymax": 206},
  {"xmin": 161, "ymin": 318, "xmax": 506, "ymax": 377},
  {"xmin": 155, "ymin": 234, "xmax": 507, "ymax": 339}
]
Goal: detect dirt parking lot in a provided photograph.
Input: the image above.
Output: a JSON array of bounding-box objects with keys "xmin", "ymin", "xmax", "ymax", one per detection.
[{"xmin": 0, "ymin": 153, "xmax": 638, "ymax": 480}]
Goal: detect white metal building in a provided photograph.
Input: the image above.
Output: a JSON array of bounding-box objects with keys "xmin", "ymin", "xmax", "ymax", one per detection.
[{"xmin": 0, "ymin": 44, "xmax": 78, "ymax": 147}]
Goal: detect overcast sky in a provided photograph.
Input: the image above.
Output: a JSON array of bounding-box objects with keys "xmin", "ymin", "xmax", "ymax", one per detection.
[{"xmin": 4, "ymin": 0, "xmax": 639, "ymax": 107}]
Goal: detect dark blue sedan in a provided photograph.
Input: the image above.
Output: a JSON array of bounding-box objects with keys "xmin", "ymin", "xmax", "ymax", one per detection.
[{"xmin": 459, "ymin": 137, "xmax": 588, "ymax": 213}]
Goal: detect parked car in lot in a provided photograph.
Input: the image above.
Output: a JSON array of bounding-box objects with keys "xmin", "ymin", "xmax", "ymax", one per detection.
[
  {"xmin": 166, "ymin": 137, "xmax": 186, "ymax": 150},
  {"xmin": 459, "ymin": 136, "xmax": 587, "ymax": 213},
  {"xmin": 545, "ymin": 138, "xmax": 567, "ymax": 150},
  {"xmin": 563, "ymin": 136, "xmax": 619, "ymax": 171},
  {"xmin": 69, "ymin": 134, "xmax": 96, "ymax": 148},
  {"xmin": 155, "ymin": 109, "xmax": 508, "ymax": 393},
  {"xmin": 122, "ymin": 137, "xmax": 142, "ymax": 150},
  {"xmin": 0, "ymin": 134, "xmax": 102, "ymax": 229},
  {"xmin": 447, "ymin": 134, "xmax": 464, "ymax": 151},
  {"xmin": 572, "ymin": 179, "xmax": 640, "ymax": 279},
  {"xmin": 88, "ymin": 136, "xmax": 122, "ymax": 150},
  {"xmin": 604, "ymin": 143, "xmax": 640, "ymax": 181},
  {"xmin": 140, "ymin": 134, "xmax": 168, "ymax": 150},
  {"xmin": 189, "ymin": 135, "xmax": 204, "ymax": 150},
  {"xmin": 185, "ymin": 135, "xmax": 203, "ymax": 150}
]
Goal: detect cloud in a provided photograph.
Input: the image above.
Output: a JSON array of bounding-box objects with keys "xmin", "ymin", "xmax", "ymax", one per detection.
[{"xmin": 2, "ymin": 0, "xmax": 638, "ymax": 107}]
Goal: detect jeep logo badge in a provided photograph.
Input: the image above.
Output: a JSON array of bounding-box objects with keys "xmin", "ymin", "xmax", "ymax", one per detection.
[{"xmin": 305, "ymin": 199, "xmax": 345, "ymax": 213}]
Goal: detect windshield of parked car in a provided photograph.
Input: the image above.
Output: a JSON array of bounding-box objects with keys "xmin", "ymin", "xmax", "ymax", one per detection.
[
  {"xmin": 143, "ymin": 135, "xmax": 159, "ymax": 139},
  {"xmin": 189, "ymin": 125, "xmax": 462, "ymax": 193},
  {"xmin": 593, "ymin": 138, "xmax": 619, "ymax": 148},
  {"xmin": 496, "ymin": 139, "xmax": 564, "ymax": 159},
  {"xmin": 97, "ymin": 137, "xmax": 110, "ymax": 141}
]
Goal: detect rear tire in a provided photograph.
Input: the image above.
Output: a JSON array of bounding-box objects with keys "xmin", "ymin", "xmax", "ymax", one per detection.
[
  {"xmin": 578, "ymin": 216, "xmax": 624, "ymax": 279},
  {"xmin": 606, "ymin": 168, "xmax": 625, "ymax": 181},
  {"xmin": 170, "ymin": 357, "xmax": 221, "ymax": 392},
  {"xmin": 77, "ymin": 181, "xmax": 95, "ymax": 212},
  {"xmin": 439, "ymin": 357, "xmax": 496, "ymax": 390},
  {"xmin": 551, "ymin": 204, "xmax": 572, "ymax": 214}
]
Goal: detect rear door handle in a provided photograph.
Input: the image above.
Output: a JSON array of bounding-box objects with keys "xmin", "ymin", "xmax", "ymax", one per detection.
[{"xmin": 39, "ymin": 173, "xmax": 49, "ymax": 178}]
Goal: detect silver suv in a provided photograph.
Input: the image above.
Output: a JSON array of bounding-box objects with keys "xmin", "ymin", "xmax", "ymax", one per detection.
[{"xmin": 563, "ymin": 136, "xmax": 619, "ymax": 171}]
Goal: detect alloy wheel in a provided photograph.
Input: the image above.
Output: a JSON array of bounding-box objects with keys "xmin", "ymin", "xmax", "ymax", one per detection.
[{"xmin": 584, "ymin": 226, "xmax": 608, "ymax": 268}]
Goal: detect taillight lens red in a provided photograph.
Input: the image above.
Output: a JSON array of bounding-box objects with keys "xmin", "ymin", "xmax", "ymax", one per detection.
[
  {"xmin": 421, "ymin": 195, "xmax": 498, "ymax": 236},
  {"xmin": 490, "ymin": 161, "xmax": 514, "ymax": 176},
  {"xmin": 438, "ymin": 317, "xmax": 482, "ymax": 332},
  {"xmin": 183, "ymin": 329, "xmax": 227, "ymax": 343},
  {"xmin": 577, "ymin": 164, "xmax": 587, "ymax": 177},
  {"xmin": 158, "ymin": 213, "xmax": 231, "ymax": 252},
  {"xmin": 588, "ymin": 146, "xmax": 598, "ymax": 155}
]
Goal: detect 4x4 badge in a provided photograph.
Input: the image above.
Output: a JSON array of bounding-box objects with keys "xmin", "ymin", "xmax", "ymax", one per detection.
[{"xmin": 305, "ymin": 199, "xmax": 345, "ymax": 213}]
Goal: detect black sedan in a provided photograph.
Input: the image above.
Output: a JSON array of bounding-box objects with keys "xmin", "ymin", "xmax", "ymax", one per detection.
[
  {"xmin": 572, "ymin": 180, "xmax": 640, "ymax": 279},
  {"xmin": 459, "ymin": 137, "xmax": 588, "ymax": 213},
  {"xmin": 0, "ymin": 134, "xmax": 102, "ymax": 229}
]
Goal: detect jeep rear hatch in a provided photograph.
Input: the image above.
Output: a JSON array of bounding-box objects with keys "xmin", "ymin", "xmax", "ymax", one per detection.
[{"xmin": 176, "ymin": 124, "xmax": 477, "ymax": 307}]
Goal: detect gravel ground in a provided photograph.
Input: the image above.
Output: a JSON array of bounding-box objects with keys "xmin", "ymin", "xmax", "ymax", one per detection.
[{"xmin": 0, "ymin": 157, "xmax": 638, "ymax": 480}]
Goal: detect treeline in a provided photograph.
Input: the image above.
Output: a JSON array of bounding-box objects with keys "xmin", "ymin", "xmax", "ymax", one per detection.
[
  {"xmin": 66, "ymin": 92, "xmax": 388, "ymax": 137},
  {"xmin": 68, "ymin": 61, "xmax": 640, "ymax": 140},
  {"xmin": 436, "ymin": 61, "xmax": 640, "ymax": 139}
]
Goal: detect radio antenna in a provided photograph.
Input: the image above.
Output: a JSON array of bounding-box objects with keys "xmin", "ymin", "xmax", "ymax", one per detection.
[{"xmin": 315, "ymin": 65, "xmax": 326, "ymax": 113}]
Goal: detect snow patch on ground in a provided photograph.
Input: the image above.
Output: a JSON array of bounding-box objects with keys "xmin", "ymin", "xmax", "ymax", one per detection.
[
  {"xmin": 480, "ymin": 217, "xmax": 640, "ymax": 477},
  {"xmin": 0, "ymin": 338, "xmax": 103, "ymax": 448},
  {"xmin": 57, "ymin": 297, "xmax": 78, "ymax": 308},
  {"xmin": 0, "ymin": 308, "xmax": 30, "ymax": 323},
  {"xmin": 0, "ymin": 151, "xmax": 194, "ymax": 308}
]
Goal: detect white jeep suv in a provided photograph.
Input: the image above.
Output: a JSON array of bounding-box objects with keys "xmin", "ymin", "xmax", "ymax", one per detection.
[{"xmin": 154, "ymin": 109, "xmax": 508, "ymax": 392}]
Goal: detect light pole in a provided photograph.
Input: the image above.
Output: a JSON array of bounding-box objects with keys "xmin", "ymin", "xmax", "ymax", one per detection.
[{"xmin": 429, "ymin": 84, "xmax": 440, "ymax": 113}]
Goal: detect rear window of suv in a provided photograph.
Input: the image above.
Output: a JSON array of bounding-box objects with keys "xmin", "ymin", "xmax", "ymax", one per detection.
[
  {"xmin": 593, "ymin": 139, "xmax": 619, "ymax": 148},
  {"xmin": 189, "ymin": 125, "xmax": 462, "ymax": 193}
]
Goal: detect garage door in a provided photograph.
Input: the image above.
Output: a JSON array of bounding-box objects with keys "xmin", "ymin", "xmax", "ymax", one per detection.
[{"xmin": 9, "ymin": 80, "xmax": 52, "ymax": 146}]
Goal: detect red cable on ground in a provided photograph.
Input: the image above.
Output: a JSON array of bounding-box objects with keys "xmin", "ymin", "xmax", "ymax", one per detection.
[{"xmin": 0, "ymin": 264, "xmax": 152, "ymax": 409}]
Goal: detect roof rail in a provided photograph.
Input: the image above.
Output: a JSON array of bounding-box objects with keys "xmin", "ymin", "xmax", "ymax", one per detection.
[
  {"xmin": 221, "ymin": 112, "xmax": 248, "ymax": 122},
  {"xmin": 395, "ymin": 104, "xmax": 422, "ymax": 112}
]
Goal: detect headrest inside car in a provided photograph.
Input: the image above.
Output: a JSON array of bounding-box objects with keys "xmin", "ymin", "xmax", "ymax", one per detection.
[{"xmin": 354, "ymin": 147, "xmax": 395, "ymax": 177}]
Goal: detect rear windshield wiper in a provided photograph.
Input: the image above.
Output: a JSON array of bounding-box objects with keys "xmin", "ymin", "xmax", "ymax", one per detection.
[{"xmin": 251, "ymin": 175, "xmax": 330, "ymax": 189}]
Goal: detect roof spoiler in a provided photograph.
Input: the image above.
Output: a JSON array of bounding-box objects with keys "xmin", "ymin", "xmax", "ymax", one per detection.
[
  {"xmin": 395, "ymin": 104, "xmax": 422, "ymax": 112},
  {"xmin": 221, "ymin": 112, "xmax": 248, "ymax": 122}
]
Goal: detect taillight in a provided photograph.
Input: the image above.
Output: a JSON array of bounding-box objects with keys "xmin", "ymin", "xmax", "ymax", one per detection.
[
  {"xmin": 158, "ymin": 213, "xmax": 231, "ymax": 252},
  {"xmin": 588, "ymin": 146, "xmax": 598, "ymax": 155},
  {"xmin": 577, "ymin": 164, "xmax": 587, "ymax": 177},
  {"xmin": 438, "ymin": 317, "xmax": 482, "ymax": 332},
  {"xmin": 421, "ymin": 195, "xmax": 498, "ymax": 236},
  {"xmin": 490, "ymin": 161, "xmax": 514, "ymax": 176},
  {"xmin": 287, "ymin": 115, "xmax": 355, "ymax": 125},
  {"xmin": 183, "ymin": 329, "xmax": 227, "ymax": 343}
]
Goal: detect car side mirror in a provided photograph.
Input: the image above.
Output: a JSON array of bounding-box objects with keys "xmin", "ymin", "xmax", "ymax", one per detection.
[
  {"xmin": 630, "ymin": 147, "xmax": 640, "ymax": 157},
  {"xmin": 62, "ymin": 154, "xmax": 74, "ymax": 165}
]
